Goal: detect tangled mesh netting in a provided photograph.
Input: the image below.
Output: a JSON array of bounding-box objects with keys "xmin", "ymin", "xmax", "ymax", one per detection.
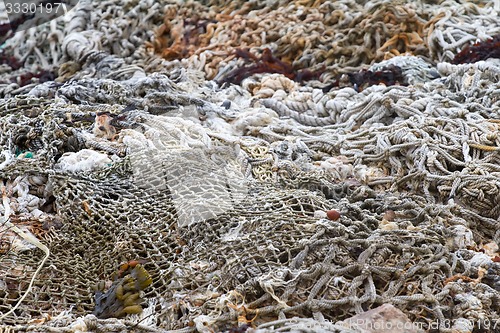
[{"xmin": 1, "ymin": 0, "xmax": 500, "ymax": 332}]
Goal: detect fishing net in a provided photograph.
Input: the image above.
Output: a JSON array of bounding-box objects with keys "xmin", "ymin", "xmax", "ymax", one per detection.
[{"xmin": 1, "ymin": 0, "xmax": 500, "ymax": 332}]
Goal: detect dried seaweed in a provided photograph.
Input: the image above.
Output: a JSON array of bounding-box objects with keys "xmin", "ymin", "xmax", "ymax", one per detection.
[
  {"xmin": 218, "ymin": 48, "xmax": 321, "ymax": 85},
  {"xmin": 0, "ymin": 52, "xmax": 22, "ymax": 70},
  {"xmin": 0, "ymin": 16, "xmax": 30, "ymax": 45},
  {"xmin": 10, "ymin": 70, "xmax": 56, "ymax": 87},
  {"xmin": 452, "ymin": 34, "xmax": 500, "ymax": 64},
  {"xmin": 323, "ymin": 65, "xmax": 406, "ymax": 92},
  {"xmin": 0, "ymin": 23, "xmax": 14, "ymax": 46}
]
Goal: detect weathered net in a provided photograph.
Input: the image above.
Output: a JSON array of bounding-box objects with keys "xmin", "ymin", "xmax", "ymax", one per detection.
[{"xmin": 1, "ymin": 0, "xmax": 500, "ymax": 332}]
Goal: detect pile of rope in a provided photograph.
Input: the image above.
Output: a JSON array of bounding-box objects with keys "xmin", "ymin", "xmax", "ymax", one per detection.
[{"xmin": 1, "ymin": 0, "xmax": 500, "ymax": 332}]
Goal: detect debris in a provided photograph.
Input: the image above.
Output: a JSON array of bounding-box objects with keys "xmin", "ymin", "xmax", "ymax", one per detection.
[
  {"xmin": 326, "ymin": 209, "xmax": 341, "ymax": 221},
  {"xmin": 93, "ymin": 263, "xmax": 152, "ymax": 319}
]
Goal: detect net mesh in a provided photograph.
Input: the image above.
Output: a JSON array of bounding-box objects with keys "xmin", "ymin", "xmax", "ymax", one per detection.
[{"xmin": 1, "ymin": 0, "xmax": 500, "ymax": 332}]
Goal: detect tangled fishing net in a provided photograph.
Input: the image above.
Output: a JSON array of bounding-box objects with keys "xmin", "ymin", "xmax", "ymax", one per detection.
[{"xmin": 1, "ymin": 0, "xmax": 500, "ymax": 332}]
